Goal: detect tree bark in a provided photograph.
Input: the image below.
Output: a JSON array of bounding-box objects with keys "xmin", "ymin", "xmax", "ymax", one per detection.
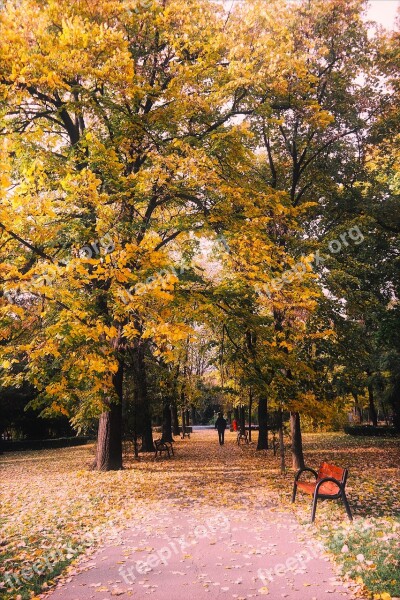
[
  {"xmin": 191, "ymin": 404, "xmax": 197, "ymax": 426},
  {"xmin": 257, "ymin": 396, "xmax": 268, "ymax": 450},
  {"xmin": 171, "ymin": 400, "xmax": 180, "ymax": 436},
  {"xmin": 132, "ymin": 343, "xmax": 154, "ymax": 452},
  {"xmin": 161, "ymin": 397, "xmax": 173, "ymax": 442},
  {"xmin": 388, "ymin": 374, "xmax": 400, "ymax": 432},
  {"xmin": 278, "ymin": 407, "xmax": 285, "ymax": 474},
  {"xmin": 239, "ymin": 404, "xmax": 246, "ymax": 435},
  {"xmin": 368, "ymin": 384, "xmax": 378, "ymax": 427},
  {"xmin": 248, "ymin": 389, "xmax": 253, "ymax": 442},
  {"xmin": 181, "ymin": 406, "xmax": 186, "ymax": 435},
  {"xmin": 93, "ymin": 360, "xmax": 124, "ymax": 471},
  {"xmin": 290, "ymin": 411, "xmax": 305, "ymax": 470}
]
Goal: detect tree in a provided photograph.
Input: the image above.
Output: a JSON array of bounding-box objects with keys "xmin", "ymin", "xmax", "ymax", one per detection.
[{"xmin": 0, "ymin": 0, "xmax": 256, "ymax": 469}]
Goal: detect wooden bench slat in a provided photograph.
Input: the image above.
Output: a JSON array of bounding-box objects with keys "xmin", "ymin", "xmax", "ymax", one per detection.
[{"xmin": 318, "ymin": 462, "xmax": 346, "ymax": 482}]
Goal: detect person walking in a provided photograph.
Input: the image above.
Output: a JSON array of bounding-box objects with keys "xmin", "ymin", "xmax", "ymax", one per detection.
[{"xmin": 215, "ymin": 412, "xmax": 227, "ymax": 445}]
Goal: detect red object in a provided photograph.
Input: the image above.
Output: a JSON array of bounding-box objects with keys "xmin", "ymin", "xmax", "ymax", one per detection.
[{"xmin": 232, "ymin": 419, "xmax": 238, "ymax": 431}]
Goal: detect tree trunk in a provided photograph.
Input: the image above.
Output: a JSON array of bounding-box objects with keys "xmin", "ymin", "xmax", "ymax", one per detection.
[
  {"xmin": 257, "ymin": 396, "xmax": 268, "ymax": 450},
  {"xmin": 352, "ymin": 392, "xmax": 362, "ymax": 423},
  {"xmin": 181, "ymin": 407, "xmax": 186, "ymax": 434},
  {"xmin": 239, "ymin": 405, "xmax": 246, "ymax": 435},
  {"xmin": 234, "ymin": 406, "xmax": 239, "ymax": 421},
  {"xmin": 171, "ymin": 400, "xmax": 180, "ymax": 436},
  {"xmin": 132, "ymin": 343, "xmax": 154, "ymax": 452},
  {"xmin": 161, "ymin": 397, "xmax": 173, "ymax": 442},
  {"xmin": 278, "ymin": 407, "xmax": 285, "ymax": 474},
  {"xmin": 191, "ymin": 404, "xmax": 197, "ymax": 426},
  {"xmin": 368, "ymin": 384, "xmax": 378, "ymax": 427},
  {"xmin": 388, "ymin": 374, "xmax": 400, "ymax": 432},
  {"xmin": 290, "ymin": 411, "xmax": 305, "ymax": 470},
  {"xmin": 248, "ymin": 389, "xmax": 253, "ymax": 442},
  {"xmin": 94, "ymin": 360, "xmax": 124, "ymax": 471}
]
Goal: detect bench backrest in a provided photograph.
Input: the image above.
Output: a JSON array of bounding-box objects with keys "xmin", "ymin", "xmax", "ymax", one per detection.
[{"xmin": 317, "ymin": 462, "xmax": 348, "ymax": 485}]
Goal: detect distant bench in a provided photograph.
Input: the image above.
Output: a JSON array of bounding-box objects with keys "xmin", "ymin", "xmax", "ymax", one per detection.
[
  {"xmin": 292, "ymin": 461, "xmax": 353, "ymax": 522},
  {"xmin": 154, "ymin": 439, "xmax": 174, "ymax": 459}
]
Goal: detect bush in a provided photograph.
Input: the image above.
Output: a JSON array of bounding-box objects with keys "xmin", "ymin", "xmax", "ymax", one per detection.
[
  {"xmin": 1, "ymin": 436, "xmax": 91, "ymax": 451},
  {"xmin": 344, "ymin": 425, "xmax": 398, "ymax": 437}
]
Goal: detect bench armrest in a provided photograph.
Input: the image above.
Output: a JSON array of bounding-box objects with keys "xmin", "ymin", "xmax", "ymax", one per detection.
[
  {"xmin": 315, "ymin": 476, "xmax": 342, "ymax": 494},
  {"xmin": 294, "ymin": 467, "xmax": 318, "ymax": 482}
]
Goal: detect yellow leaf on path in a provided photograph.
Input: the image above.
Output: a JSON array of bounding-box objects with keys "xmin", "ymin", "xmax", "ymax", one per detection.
[{"xmin": 258, "ymin": 587, "xmax": 269, "ymax": 594}]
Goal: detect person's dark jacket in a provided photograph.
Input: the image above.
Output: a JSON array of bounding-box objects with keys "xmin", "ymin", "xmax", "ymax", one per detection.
[{"xmin": 215, "ymin": 416, "xmax": 227, "ymax": 432}]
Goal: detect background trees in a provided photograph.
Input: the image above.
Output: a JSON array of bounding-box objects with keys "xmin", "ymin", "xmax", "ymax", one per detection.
[{"xmin": 1, "ymin": 0, "xmax": 398, "ymax": 469}]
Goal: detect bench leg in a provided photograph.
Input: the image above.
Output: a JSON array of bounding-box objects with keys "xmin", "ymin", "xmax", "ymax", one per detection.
[
  {"xmin": 341, "ymin": 492, "xmax": 353, "ymax": 521},
  {"xmin": 311, "ymin": 492, "xmax": 318, "ymax": 522},
  {"xmin": 291, "ymin": 482, "xmax": 297, "ymax": 503}
]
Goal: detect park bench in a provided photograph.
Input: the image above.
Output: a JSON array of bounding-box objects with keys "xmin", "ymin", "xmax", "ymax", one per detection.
[
  {"xmin": 154, "ymin": 438, "xmax": 174, "ymax": 459},
  {"xmin": 237, "ymin": 431, "xmax": 249, "ymax": 445},
  {"xmin": 292, "ymin": 461, "xmax": 353, "ymax": 522}
]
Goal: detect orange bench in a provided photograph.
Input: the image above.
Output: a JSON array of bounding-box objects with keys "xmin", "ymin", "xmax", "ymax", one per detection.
[{"xmin": 292, "ymin": 461, "xmax": 353, "ymax": 522}]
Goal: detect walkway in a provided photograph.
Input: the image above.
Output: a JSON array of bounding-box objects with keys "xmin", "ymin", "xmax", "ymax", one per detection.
[{"xmin": 46, "ymin": 430, "xmax": 360, "ymax": 600}]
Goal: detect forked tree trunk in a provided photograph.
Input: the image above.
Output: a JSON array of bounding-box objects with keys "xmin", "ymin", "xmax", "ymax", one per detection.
[
  {"xmin": 161, "ymin": 397, "xmax": 173, "ymax": 442},
  {"xmin": 257, "ymin": 396, "xmax": 268, "ymax": 450},
  {"xmin": 94, "ymin": 360, "xmax": 124, "ymax": 471},
  {"xmin": 290, "ymin": 411, "xmax": 305, "ymax": 470}
]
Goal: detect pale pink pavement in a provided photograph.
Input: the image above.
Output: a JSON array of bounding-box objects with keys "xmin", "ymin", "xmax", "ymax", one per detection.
[{"xmin": 46, "ymin": 432, "xmax": 363, "ymax": 600}]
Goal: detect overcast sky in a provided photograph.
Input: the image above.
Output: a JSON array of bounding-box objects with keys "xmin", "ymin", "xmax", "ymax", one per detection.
[{"xmin": 367, "ymin": 0, "xmax": 399, "ymax": 29}]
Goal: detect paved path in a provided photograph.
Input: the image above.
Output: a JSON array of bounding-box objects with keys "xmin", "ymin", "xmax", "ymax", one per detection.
[{"xmin": 46, "ymin": 432, "xmax": 360, "ymax": 600}]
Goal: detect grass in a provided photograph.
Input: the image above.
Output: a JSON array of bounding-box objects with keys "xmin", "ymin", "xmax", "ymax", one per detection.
[{"xmin": 0, "ymin": 430, "xmax": 399, "ymax": 599}]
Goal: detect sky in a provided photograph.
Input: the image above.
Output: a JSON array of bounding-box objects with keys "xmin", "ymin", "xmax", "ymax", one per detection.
[{"xmin": 367, "ymin": 0, "xmax": 399, "ymax": 29}]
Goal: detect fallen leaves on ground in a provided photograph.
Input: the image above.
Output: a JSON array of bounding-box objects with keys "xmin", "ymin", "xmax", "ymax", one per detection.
[{"xmin": 0, "ymin": 430, "xmax": 399, "ymax": 599}]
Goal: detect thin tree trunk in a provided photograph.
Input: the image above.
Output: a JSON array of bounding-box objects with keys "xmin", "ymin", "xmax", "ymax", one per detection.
[
  {"xmin": 94, "ymin": 360, "xmax": 124, "ymax": 471},
  {"xmin": 132, "ymin": 343, "xmax": 154, "ymax": 452},
  {"xmin": 239, "ymin": 405, "xmax": 246, "ymax": 435},
  {"xmin": 257, "ymin": 396, "xmax": 268, "ymax": 450},
  {"xmin": 191, "ymin": 404, "xmax": 197, "ymax": 426},
  {"xmin": 248, "ymin": 388, "xmax": 253, "ymax": 442},
  {"xmin": 352, "ymin": 391, "xmax": 362, "ymax": 423},
  {"xmin": 380, "ymin": 401, "xmax": 389, "ymax": 426},
  {"xmin": 161, "ymin": 397, "xmax": 173, "ymax": 442},
  {"xmin": 181, "ymin": 407, "xmax": 186, "ymax": 435},
  {"xmin": 278, "ymin": 407, "xmax": 285, "ymax": 474},
  {"xmin": 388, "ymin": 374, "xmax": 400, "ymax": 432},
  {"xmin": 368, "ymin": 384, "xmax": 378, "ymax": 427},
  {"xmin": 171, "ymin": 400, "xmax": 180, "ymax": 436},
  {"xmin": 290, "ymin": 411, "xmax": 305, "ymax": 470}
]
